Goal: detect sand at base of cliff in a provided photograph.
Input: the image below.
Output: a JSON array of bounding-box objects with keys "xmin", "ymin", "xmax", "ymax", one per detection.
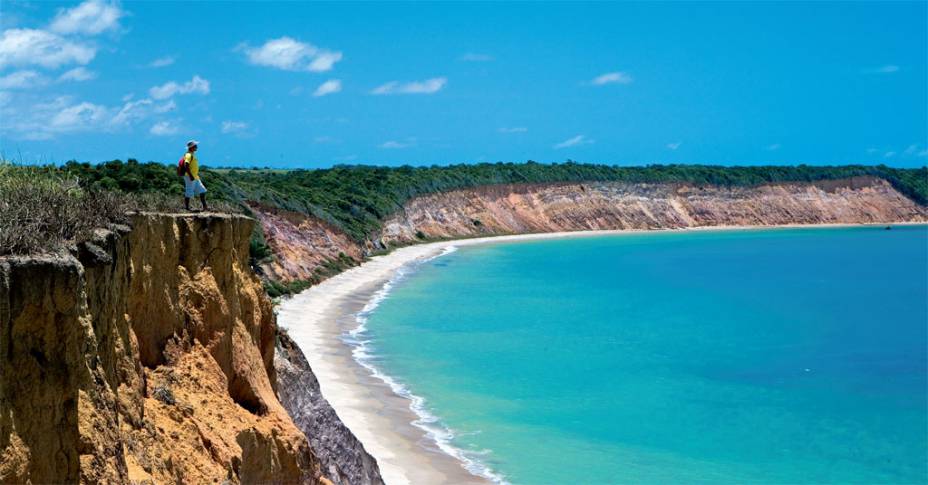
[{"xmin": 274, "ymin": 223, "xmax": 921, "ymax": 485}]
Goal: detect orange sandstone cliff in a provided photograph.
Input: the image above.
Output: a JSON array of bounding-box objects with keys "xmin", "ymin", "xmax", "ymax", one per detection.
[
  {"xmin": 255, "ymin": 177, "xmax": 927, "ymax": 285},
  {"xmin": 0, "ymin": 214, "xmax": 328, "ymax": 484}
]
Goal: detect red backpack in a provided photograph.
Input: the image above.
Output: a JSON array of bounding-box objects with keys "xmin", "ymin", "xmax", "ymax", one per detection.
[{"xmin": 176, "ymin": 155, "xmax": 187, "ymax": 176}]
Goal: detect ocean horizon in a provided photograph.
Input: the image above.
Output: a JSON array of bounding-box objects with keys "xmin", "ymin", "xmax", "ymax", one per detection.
[{"xmin": 352, "ymin": 225, "xmax": 928, "ymax": 484}]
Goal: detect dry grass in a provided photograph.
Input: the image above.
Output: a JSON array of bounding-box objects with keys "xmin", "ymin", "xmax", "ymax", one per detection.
[{"xmin": 0, "ymin": 163, "xmax": 239, "ymax": 256}]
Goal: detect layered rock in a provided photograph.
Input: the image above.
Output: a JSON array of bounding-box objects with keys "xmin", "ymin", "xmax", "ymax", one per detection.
[
  {"xmin": 275, "ymin": 331, "xmax": 384, "ymax": 485},
  {"xmin": 379, "ymin": 177, "xmax": 927, "ymax": 244},
  {"xmin": 0, "ymin": 213, "xmax": 329, "ymax": 484},
  {"xmin": 250, "ymin": 204, "xmax": 365, "ymax": 285}
]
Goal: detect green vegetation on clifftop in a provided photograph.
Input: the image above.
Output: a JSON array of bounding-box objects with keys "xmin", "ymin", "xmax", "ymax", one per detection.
[
  {"xmin": 58, "ymin": 160, "xmax": 928, "ymax": 242},
  {"xmin": 3, "ymin": 159, "xmax": 925, "ymax": 256}
]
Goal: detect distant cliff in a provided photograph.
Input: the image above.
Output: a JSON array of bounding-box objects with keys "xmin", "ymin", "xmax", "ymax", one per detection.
[
  {"xmin": 0, "ymin": 214, "xmax": 376, "ymax": 484},
  {"xmin": 258, "ymin": 177, "xmax": 927, "ymax": 283},
  {"xmin": 379, "ymin": 177, "xmax": 926, "ymax": 243}
]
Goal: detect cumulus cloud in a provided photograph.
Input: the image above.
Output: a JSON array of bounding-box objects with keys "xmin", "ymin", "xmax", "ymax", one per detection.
[
  {"xmin": 240, "ymin": 37, "xmax": 342, "ymax": 72},
  {"xmin": 666, "ymin": 142, "xmax": 681, "ymax": 150},
  {"xmin": 108, "ymin": 96, "xmax": 171, "ymax": 126},
  {"xmin": 0, "ymin": 70, "xmax": 47, "ymax": 89},
  {"xmin": 2, "ymin": 91, "xmax": 177, "ymax": 140},
  {"xmin": 149, "ymin": 75, "xmax": 210, "ymax": 99},
  {"xmin": 51, "ymin": 100, "xmax": 110, "ymax": 131},
  {"xmin": 149, "ymin": 120, "xmax": 179, "ymax": 136},
  {"xmin": 591, "ymin": 71, "xmax": 633, "ymax": 86},
  {"xmin": 313, "ymin": 79, "xmax": 341, "ymax": 97},
  {"xmin": 460, "ymin": 53, "xmax": 493, "ymax": 62},
  {"xmin": 58, "ymin": 66, "xmax": 96, "ymax": 82},
  {"xmin": 883, "ymin": 151, "xmax": 896, "ymax": 158},
  {"xmin": 371, "ymin": 77, "xmax": 446, "ymax": 95},
  {"xmin": 148, "ymin": 56, "xmax": 175, "ymax": 68},
  {"xmin": 498, "ymin": 126, "xmax": 528, "ymax": 133},
  {"xmin": 554, "ymin": 134, "xmax": 594, "ymax": 149},
  {"xmin": 49, "ymin": 0, "xmax": 124, "ymax": 36},
  {"xmin": 0, "ymin": 28, "xmax": 96, "ymax": 69}
]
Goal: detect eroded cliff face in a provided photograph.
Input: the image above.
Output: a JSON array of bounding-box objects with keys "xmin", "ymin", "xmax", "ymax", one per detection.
[
  {"xmin": 379, "ymin": 178, "xmax": 927, "ymax": 244},
  {"xmin": 250, "ymin": 205, "xmax": 366, "ymax": 285},
  {"xmin": 275, "ymin": 332, "xmax": 384, "ymax": 485},
  {"xmin": 0, "ymin": 213, "xmax": 327, "ymax": 484}
]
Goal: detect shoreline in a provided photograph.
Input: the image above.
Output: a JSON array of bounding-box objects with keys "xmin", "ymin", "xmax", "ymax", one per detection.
[{"xmin": 275, "ymin": 222, "xmax": 926, "ymax": 485}]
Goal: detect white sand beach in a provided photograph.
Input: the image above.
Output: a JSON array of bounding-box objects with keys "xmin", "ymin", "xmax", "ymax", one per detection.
[{"xmin": 274, "ymin": 223, "xmax": 922, "ymax": 485}]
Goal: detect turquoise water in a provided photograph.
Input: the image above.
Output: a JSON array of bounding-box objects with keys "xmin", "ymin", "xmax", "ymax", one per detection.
[{"xmin": 362, "ymin": 226, "xmax": 928, "ymax": 484}]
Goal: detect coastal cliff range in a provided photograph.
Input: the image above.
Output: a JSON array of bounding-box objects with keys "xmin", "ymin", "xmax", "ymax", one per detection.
[{"xmin": 260, "ymin": 177, "xmax": 927, "ymax": 284}]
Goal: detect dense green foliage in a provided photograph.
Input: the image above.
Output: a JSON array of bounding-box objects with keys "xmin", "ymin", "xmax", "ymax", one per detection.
[{"xmin": 58, "ymin": 159, "xmax": 927, "ymax": 242}]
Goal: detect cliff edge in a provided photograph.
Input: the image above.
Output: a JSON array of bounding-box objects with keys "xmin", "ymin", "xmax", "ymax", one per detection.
[{"xmin": 0, "ymin": 213, "xmax": 327, "ymax": 483}]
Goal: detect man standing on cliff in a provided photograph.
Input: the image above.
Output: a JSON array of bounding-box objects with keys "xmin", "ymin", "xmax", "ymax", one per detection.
[{"xmin": 183, "ymin": 140, "xmax": 208, "ymax": 212}]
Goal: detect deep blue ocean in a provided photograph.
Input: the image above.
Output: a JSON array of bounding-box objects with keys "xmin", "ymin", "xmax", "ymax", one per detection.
[{"xmin": 361, "ymin": 226, "xmax": 928, "ymax": 484}]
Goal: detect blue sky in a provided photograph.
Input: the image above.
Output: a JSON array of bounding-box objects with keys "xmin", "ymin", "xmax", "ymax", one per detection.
[{"xmin": 1, "ymin": 1, "xmax": 926, "ymax": 168}]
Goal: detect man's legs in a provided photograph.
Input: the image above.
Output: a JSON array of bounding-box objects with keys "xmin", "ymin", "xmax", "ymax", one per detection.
[
  {"xmin": 199, "ymin": 193, "xmax": 208, "ymax": 211},
  {"xmin": 184, "ymin": 197, "xmax": 191, "ymax": 210}
]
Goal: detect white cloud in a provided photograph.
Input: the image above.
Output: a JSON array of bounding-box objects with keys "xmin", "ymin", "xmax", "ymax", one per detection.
[
  {"xmin": 591, "ymin": 71, "xmax": 633, "ymax": 86},
  {"xmin": 1, "ymin": 93, "xmax": 177, "ymax": 140},
  {"xmin": 884, "ymin": 151, "xmax": 896, "ymax": 158},
  {"xmin": 371, "ymin": 77, "xmax": 446, "ymax": 95},
  {"xmin": 221, "ymin": 120, "xmax": 254, "ymax": 138},
  {"xmin": 110, "ymin": 97, "xmax": 152, "ymax": 125},
  {"xmin": 149, "ymin": 75, "xmax": 210, "ymax": 99},
  {"xmin": 0, "ymin": 70, "xmax": 47, "ymax": 89},
  {"xmin": 902, "ymin": 144, "xmax": 928, "ymax": 158},
  {"xmin": 460, "ymin": 53, "xmax": 493, "ymax": 62},
  {"xmin": 867, "ymin": 65, "xmax": 899, "ymax": 74},
  {"xmin": 51, "ymin": 100, "xmax": 109, "ymax": 131},
  {"xmin": 149, "ymin": 120, "xmax": 179, "ymax": 136},
  {"xmin": 308, "ymin": 51, "xmax": 342, "ymax": 72},
  {"xmin": 221, "ymin": 120, "xmax": 248, "ymax": 133},
  {"xmin": 0, "ymin": 28, "xmax": 96, "ymax": 69},
  {"xmin": 667, "ymin": 142, "xmax": 681, "ymax": 150},
  {"xmin": 153, "ymin": 99, "xmax": 175, "ymax": 113},
  {"xmin": 148, "ymin": 56, "xmax": 175, "ymax": 68},
  {"xmin": 313, "ymin": 79, "xmax": 341, "ymax": 97},
  {"xmin": 380, "ymin": 138, "xmax": 416, "ymax": 149},
  {"xmin": 241, "ymin": 37, "xmax": 342, "ymax": 72},
  {"xmin": 766, "ymin": 143, "xmax": 781, "ymax": 151},
  {"xmin": 58, "ymin": 66, "xmax": 96, "ymax": 82},
  {"xmin": 554, "ymin": 134, "xmax": 594, "ymax": 149},
  {"xmin": 498, "ymin": 126, "xmax": 528, "ymax": 134},
  {"xmin": 49, "ymin": 0, "xmax": 124, "ymax": 36}
]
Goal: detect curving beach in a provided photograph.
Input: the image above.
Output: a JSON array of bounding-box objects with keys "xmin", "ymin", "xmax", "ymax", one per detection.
[{"xmin": 274, "ymin": 223, "xmax": 926, "ymax": 484}]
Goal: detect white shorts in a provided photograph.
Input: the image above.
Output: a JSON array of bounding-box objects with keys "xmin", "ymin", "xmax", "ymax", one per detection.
[{"xmin": 184, "ymin": 175, "xmax": 207, "ymax": 197}]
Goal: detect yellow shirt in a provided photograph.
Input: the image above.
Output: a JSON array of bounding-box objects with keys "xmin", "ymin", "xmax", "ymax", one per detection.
[{"xmin": 184, "ymin": 152, "xmax": 199, "ymax": 180}]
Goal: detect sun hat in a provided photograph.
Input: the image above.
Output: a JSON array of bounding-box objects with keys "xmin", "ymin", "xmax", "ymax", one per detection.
[{"xmin": 186, "ymin": 140, "xmax": 199, "ymax": 148}]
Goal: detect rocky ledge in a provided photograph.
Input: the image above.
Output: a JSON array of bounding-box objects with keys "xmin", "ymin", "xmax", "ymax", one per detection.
[{"xmin": 0, "ymin": 213, "xmax": 380, "ymax": 484}]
